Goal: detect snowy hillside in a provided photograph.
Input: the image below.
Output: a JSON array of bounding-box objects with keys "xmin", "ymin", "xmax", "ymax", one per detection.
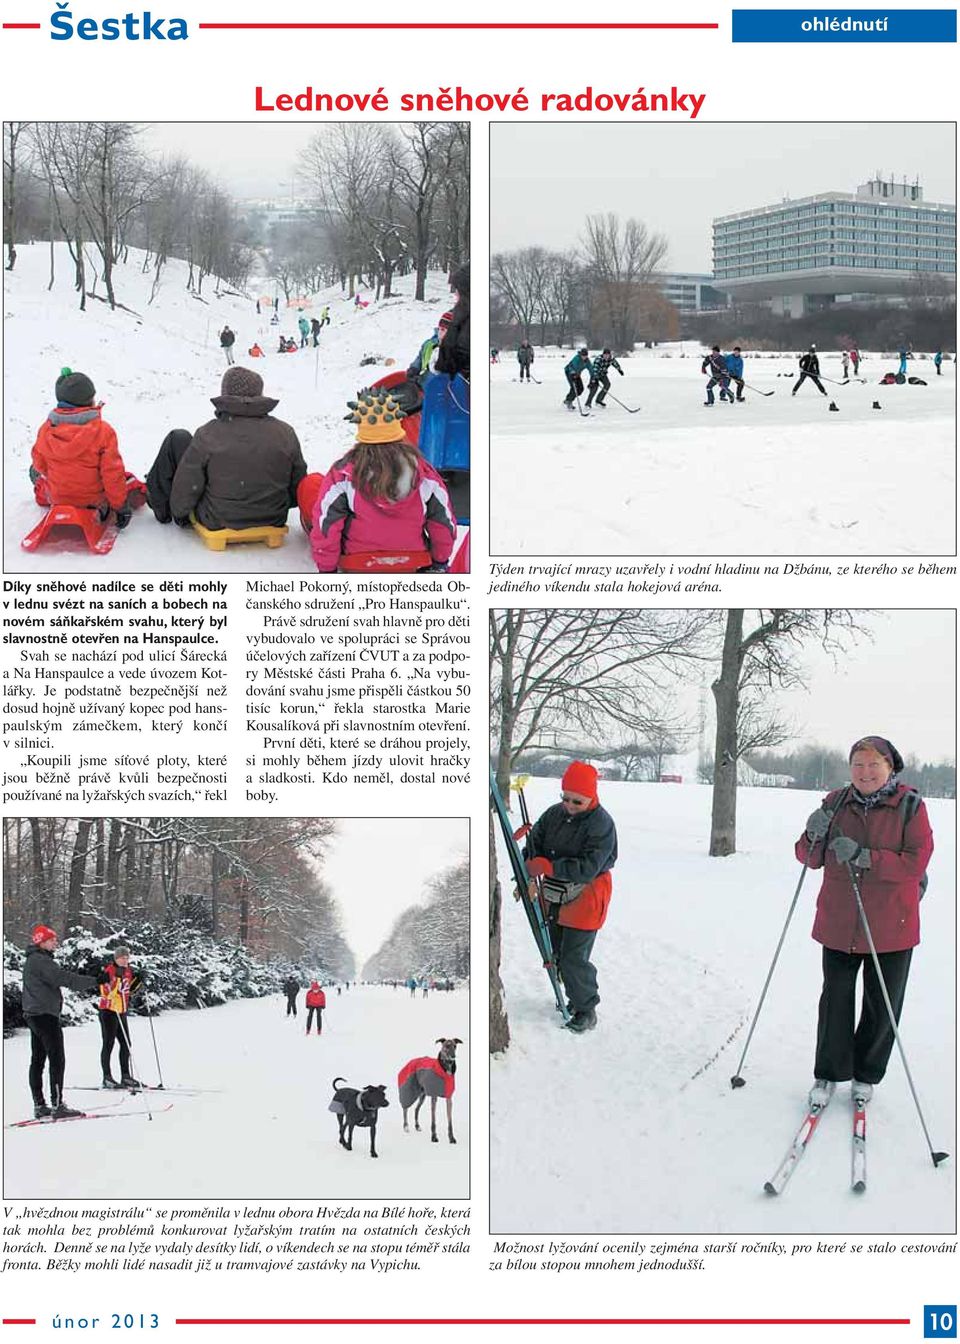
[
  {"xmin": 4, "ymin": 245, "xmax": 456, "ymax": 572},
  {"xmin": 4, "ymin": 985, "xmax": 469, "ymax": 1198},
  {"xmin": 490, "ymin": 348, "xmax": 955, "ymax": 555},
  {"xmin": 491, "ymin": 778, "xmax": 955, "ymax": 1233}
]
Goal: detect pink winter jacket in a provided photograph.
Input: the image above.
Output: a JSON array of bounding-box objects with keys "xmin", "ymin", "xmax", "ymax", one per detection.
[{"xmin": 309, "ymin": 454, "xmax": 456, "ymax": 573}]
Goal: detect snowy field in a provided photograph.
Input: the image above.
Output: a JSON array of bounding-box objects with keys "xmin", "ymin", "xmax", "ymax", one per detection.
[
  {"xmin": 4, "ymin": 245, "xmax": 461, "ymax": 572},
  {"xmin": 490, "ymin": 348, "xmax": 955, "ymax": 555},
  {"xmin": 4, "ymin": 984, "xmax": 469, "ymax": 1198},
  {"xmin": 491, "ymin": 778, "xmax": 955, "ymax": 1233}
]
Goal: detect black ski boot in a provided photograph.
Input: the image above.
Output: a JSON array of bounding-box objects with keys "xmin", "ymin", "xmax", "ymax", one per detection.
[
  {"xmin": 121, "ymin": 1074, "xmax": 142, "ymax": 1090},
  {"xmin": 51, "ymin": 1097, "xmax": 85, "ymax": 1119},
  {"xmin": 102, "ymin": 1076, "xmax": 124, "ymax": 1089},
  {"xmin": 33, "ymin": 1099, "xmax": 52, "ymax": 1120},
  {"xmin": 566, "ymin": 1009, "xmax": 598, "ymax": 1033}
]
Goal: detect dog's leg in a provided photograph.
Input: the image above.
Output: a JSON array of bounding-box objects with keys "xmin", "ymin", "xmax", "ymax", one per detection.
[
  {"xmin": 402, "ymin": 1106, "xmax": 409, "ymax": 1133},
  {"xmin": 414, "ymin": 1095, "xmax": 424, "ymax": 1132},
  {"xmin": 446, "ymin": 1095, "xmax": 456, "ymax": 1144},
  {"xmin": 430, "ymin": 1095, "xmax": 438, "ymax": 1143},
  {"xmin": 337, "ymin": 1114, "xmax": 347, "ymax": 1149},
  {"xmin": 370, "ymin": 1120, "xmax": 378, "ymax": 1159},
  {"xmin": 345, "ymin": 1123, "xmax": 354, "ymax": 1151}
]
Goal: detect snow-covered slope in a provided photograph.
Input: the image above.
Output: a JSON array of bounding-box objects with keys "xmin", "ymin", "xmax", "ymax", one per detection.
[
  {"xmin": 490, "ymin": 349, "xmax": 955, "ymax": 555},
  {"xmin": 491, "ymin": 778, "xmax": 955, "ymax": 1233},
  {"xmin": 4, "ymin": 245, "xmax": 454, "ymax": 572},
  {"xmin": 4, "ymin": 984, "xmax": 469, "ymax": 1198}
]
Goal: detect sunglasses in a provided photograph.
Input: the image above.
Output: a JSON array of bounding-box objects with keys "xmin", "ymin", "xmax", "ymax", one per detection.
[{"xmin": 560, "ymin": 794, "xmax": 590, "ymax": 806}]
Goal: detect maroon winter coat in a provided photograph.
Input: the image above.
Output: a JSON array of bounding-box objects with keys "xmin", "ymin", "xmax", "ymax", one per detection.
[{"xmin": 795, "ymin": 785, "xmax": 934, "ymax": 954}]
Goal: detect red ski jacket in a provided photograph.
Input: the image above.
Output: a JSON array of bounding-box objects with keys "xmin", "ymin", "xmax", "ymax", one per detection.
[
  {"xmin": 795, "ymin": 785, "xmax": 934, "ymax": 954},
  {"xmin": 306, "ymin": 985, "xmax": 326, "ymax": 1008}
]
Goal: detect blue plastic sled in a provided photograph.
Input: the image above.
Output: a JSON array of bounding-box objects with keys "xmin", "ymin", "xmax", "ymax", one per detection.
[{"xmin": 418, "ymin": 372, "xmax": 470, "ymax": 472}]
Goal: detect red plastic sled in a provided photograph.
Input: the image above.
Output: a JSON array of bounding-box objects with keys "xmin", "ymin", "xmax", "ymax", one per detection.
[{"xmin": 21, "ymin": 505, "xmax": 118, "ymax": 555}]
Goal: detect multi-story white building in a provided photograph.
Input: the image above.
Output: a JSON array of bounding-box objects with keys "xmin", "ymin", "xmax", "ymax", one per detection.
[
  {"xmin": 657, "ymin": 272, "xmax": 728, "ymax": 314},
  {"xmin": 713, "ymin": 175, "xmax": 956, "ymax": 317}
]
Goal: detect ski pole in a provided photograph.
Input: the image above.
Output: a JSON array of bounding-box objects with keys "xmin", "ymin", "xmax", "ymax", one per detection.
[
  {"xmin": 116, "ymin": 1013, "xmax": 153, "ymax": 1122},
  {"xmin": 730, "ymin": 841, "xmax": 814, "ymax": 1088},
  {"xmin": 141, "ymin": 985, "xmax": 166, "ymax": 1090},
  {"xmin": 731, "ymin": 791, "xmax": 849, "ymax": 1088},
  {"xmin": 844, "ymin": 860, "xmax": 948, "ymax": 1168}
]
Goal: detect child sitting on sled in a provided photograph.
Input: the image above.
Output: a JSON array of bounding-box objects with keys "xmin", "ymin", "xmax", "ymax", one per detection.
[
  {"xmin": 30, "ymin": 369, "xmax": 141, "ymax": 528},
  {"xmin": 303, "ymin": 390, "xmax": 456, "ymax": 574}
]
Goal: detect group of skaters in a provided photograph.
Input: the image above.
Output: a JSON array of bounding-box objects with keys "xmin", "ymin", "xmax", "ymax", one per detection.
[
  {"xmin": 20, "ymin": 928, "xmax": 145, "ymax": 1120},
  {"xmin": 27, "ymin": 262, "xmax": 469, "ymax": 574},
  {"xmin": 516, "ymin": 736, "xmax": 934, "ymax": 1110}
]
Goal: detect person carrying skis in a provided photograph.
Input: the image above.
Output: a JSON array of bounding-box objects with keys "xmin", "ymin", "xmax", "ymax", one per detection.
[
  {"xmin": 98, "ymin": 946, "xmax": 142, "ymax": 1089},
  {"xmin": 702, "ymin": 346, "xmax": 733, "ymax": 405},
  {"xmin": 564, "ymin": 348, "xmax": 592, "ymax": 408},
  {"xmin": 310, "ymin": 317, "xmax": 321, "ymax": 347},
  {"xmin": 520, "ymin": 761, "xmax": 618, "ymax": 1034},
  {"xmin": 725, "ymin": 347, "xmax": 746, "ymax": 402},
  {"xmin": 797, "ymin": 735, "xmax": 933, "ymax": 1108},
  {"xmin": 22, "ymin": 925, "xmax": 97, "ymax": 1119},
  {"xmin": 517, "ymin": 340, "xmax": 535, "ymax": 382},
  {"xmin": 586, "ymin": 348, "xmax": 624, "ymax": 408},
  {"xmin": 308, "ymin": 391, "xmax": 456, "ymax": 574},
  {"xmin": 792, "ymin": 346, "xmax": 827, "ymax": 397},
  {"xmin": 298, "ymin": 312, "xmax": 311, "ymax": 349},
  {"xmin": 305, "ymin": 981, "xmax": 326, "ymax": 1035},
  {"xmin": 219, "ymin": 326, "xmax": 236, "ymax": 366},
  {"xmin": 283, "ymin": 975, "xmax": 300, "ymax": 1017},
  {"xmin": 30, "ymin": 369, "xmax": 138, "ymax": 530}
]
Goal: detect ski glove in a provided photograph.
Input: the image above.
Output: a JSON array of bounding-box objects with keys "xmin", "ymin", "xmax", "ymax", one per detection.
[
  {"xmin": 512, "ymin": 823, "xmax": 532, "ymax": 843},
  {"xmin": 525, "ymin": 857, "xmax": 554, "ymax": 879},
  {"xmin": 805, "ymin": 808, "xmax": 833, "ymax": 841},
  {"xmin": 115, "ymin": 507, "xmax": 133, "ymax": 530},
  {"xmin": 828, "ymin": 836, "xmax": 872, "ymax": 869}
]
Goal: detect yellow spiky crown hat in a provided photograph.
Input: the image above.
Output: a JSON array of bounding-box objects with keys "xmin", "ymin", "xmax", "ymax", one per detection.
[{"xmin": 345, "ymin": 390, "xmax": 408, "ymax": 444}]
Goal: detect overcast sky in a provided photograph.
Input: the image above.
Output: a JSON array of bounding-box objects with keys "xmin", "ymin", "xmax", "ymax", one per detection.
[
  {"xmin": 680, "ymin": 608, "xmax": 955, "ymax": 765},
  {"xmin": 491, "ymin": 123, "xmax": 956, "ymax": 272},
  {"xmin": 323, "ymin": 817, "xmax": 468, "ymax": 970},
  {"xmin": 139, "ymin": 123, "xmax": 326, "ymax": 200}
]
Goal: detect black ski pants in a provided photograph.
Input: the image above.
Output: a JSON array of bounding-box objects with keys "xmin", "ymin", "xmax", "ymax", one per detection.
[
  {"xmin": 519, "ymin": 362, "xmax": 532, "ymax": 382},
  {"xmin": 27, "ymin": 1014, "xmax": 66, "ymax": 1106},
  {"xmin": 306, "ymin": 1007, "xmax": 323, "ymax": 1033},
  {"xmin": 547, "ymin": 912, "xmax": 600, "ymax": 1013},
  {"xmin": 99, "ymin": 1009, "xmax": 131, "ymax": 1080},
  {"xmin": 564, "ymin": 373, "xmax": 585, "ymax": 405},
  {"xmin": 793, "ymin": 371, "xmax": 826, "ymax": 395},
  {"xmin": 286, "ymin": 994, "xmax": 298, "ymax": 1017},
  {"xmin": 814, "ymin": 946, "xmax": 913, "ymax": 1085},
  {"xmin": 586, "ymin": 374, "xmax": 610, "ymax": 406}
]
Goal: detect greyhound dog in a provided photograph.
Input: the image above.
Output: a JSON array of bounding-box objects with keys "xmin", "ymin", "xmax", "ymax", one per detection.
[
  {"xmin": 397, "ymin": 1038, "xmax": 462, "ymax": 1144},
  {"xmin": 328, "ymin": 1077, "xmax": 389, "ymax": 1158}
]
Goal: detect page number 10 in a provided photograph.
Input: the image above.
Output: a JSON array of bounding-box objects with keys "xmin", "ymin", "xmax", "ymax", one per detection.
[{"xmin": 925, "ymin": 1307, "xmax": 957, "ymax": 1339}]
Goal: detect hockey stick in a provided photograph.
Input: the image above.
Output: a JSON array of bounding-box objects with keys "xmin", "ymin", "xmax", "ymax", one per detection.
[{"xmin": 604, "ymin": 392, "xmax": 642, "ymax": 414}]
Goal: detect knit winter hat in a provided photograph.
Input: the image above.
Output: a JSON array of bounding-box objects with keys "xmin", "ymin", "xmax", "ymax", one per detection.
[
  {"xmin": 438, "ymin": 310, "xmax": 454, "ymax": 330},
  {"xmin": 55, "ymin": 368, "xmax": 96, "ymax": 406},
  {"xmin": 849, "ymin": 736, "xmax": 904, "ymax": 774},
  {"xmin": 561, "ymin": 761, "xmax": 599, "ymax": 800},
  {"xmin": 31, "ymin": 924, "xmax": 57, "ymax": 945},
  {"xmin": 346, "ymin": 390, "xmax": 407, "ymax": 444},
  {"xmin": 221, "ymin": 366, "xmax": 264, "ymax": 399}
]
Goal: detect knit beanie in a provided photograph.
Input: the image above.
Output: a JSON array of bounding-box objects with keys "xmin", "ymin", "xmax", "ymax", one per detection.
[
  {"xmin": 221, "ymin": 366, "xmax": 264, "ymax": 399},
  {"xmin": 561, "ymin": 761, "xmax": 599, "ymax": 800},
  {"xmin": 55, "ymin": 369, "xmax": 96, "ymax": 406},
  {"xmin": 346, "ymin": 390, "xmax": 407, "ymax": 444},
  {"xmin": 849, "ymin": 736, "xmax": 904, "ymax": 774}
]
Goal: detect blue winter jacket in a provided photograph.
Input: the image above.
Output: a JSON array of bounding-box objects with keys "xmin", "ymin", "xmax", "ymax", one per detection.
[{"xmin": 725, "ymin": 353, "xmax": 743, "ymax": 379}]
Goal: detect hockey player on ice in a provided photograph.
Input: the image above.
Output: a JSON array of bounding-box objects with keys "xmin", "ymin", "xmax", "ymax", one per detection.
[
  {"xmin": 792, "ymin": 346, "xmax": 828, "ymax": 397},
  {"xmin": 725, "ymin": 347, "xmax": 746, "ymax": 402},
  {"xmin": 585, "ymin": 348, "xmax": 624, "ymax": 408},
  {"xmin": 563, "ymin": 347, "xmax": 592, "ymax": 408},
  {"xmin": 702, "ymin": 345, "xmax": 733, "ymax": 405},
  {"xmin": 517, "ymin": 340, "xmax": 535, "ymax": 382}
]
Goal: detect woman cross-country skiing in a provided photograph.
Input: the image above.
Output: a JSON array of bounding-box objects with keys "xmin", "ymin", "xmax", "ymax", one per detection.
[
  {"xmin": 305, "ymin": 981, "xmax": 326, "ymax": 1035},
  {"xmin": 797, "ymin": 735, "xmax": 934, "ymax": 1109},
  {"xmin": 98, "ymin": 946, "xmax": 142, "ymax": 1089}
]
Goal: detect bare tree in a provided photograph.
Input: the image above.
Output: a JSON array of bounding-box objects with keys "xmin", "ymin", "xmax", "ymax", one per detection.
[
  {"xmin": 709, "ymin": 610, "xmax": 868, "ymax": 856},
  {"xmin": 3, "ymin": 121, "xmax": 34, "ymax": 271},
  {"xmin": 580, "ymin": 212, "xmax": 668, "ymax": 350},
  {"xmin": 490, "ymin": 608, "xmax": 714, "ymax": 800}
]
